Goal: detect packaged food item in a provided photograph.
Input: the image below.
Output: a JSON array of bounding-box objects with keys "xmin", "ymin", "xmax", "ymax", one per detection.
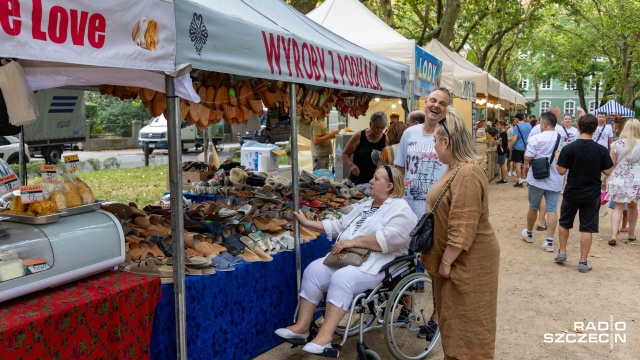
[
  {"xmin": 60, "ymin": 176, "xmax": 82, "ymax": 207},
  {"xmin": 74, "ymin": 176, "xmax": 95, "ymax": 205},
  {"xmin": 49, "ymin": 190, "xmax": 68, "ymax": 210},
  {"xmin": 25, "ymin": 201, "xmax": 57, "ymax": 216},
  {"xmin": 9, "ymin": 194, "xmax": 23, "ymax": 213}
]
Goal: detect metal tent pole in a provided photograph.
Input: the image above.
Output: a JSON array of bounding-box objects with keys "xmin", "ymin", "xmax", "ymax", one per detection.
[
  {"xmin": 18, "ymin": 127, "xmax": 25, "ymax": 185},
  {"xmin": 291, "ymin": 83, "xmax": 301, "ymax": 299},
  {"xmin": 204, "ymin": 125, "xmax": 209, "ymax": 166},
  {"xmin": 165, "ymin": 75, "xmax": 187, "ymax": 360}
]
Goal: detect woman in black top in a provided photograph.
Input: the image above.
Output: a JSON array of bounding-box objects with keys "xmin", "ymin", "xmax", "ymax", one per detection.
[
  {"xmin": 496, "ymin": 121, "xmax": 509, "ymax": 184},
  {"xmin": 342, "ymin": 111, "xmax": 387, "ymax": 184}
]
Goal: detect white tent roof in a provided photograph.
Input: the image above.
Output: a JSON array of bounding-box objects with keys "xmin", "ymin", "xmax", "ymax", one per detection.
[
  {"xmin": 424, "ymin": 40, "xmax": 500, "ymax": 98},
  {"xmin": 175, "ymin": 0, "xmax": 410, "ymax": 98},
  {"xmin": 306, "ymin": 0, "xmax": 462, "ymax": 96},
  {"xmin": 591, "ymin": 100, "xmax": 635, "ymax": 117}
]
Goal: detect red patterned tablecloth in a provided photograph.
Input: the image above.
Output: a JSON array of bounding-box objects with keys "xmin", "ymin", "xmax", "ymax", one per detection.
[{"xmin": 0, "ymin": 271, "xmax": 162, "ymax": 360}]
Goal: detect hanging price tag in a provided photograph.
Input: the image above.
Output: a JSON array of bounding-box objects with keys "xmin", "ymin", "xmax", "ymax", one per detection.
[
  {"xmin": 20, "ymin": 185, "xmax": 44, "ymax": 204},
  {"xmin": 64, "ymin": 154, "xmax": 81, "ymax": 172},
  {"xmin": 0, "ymin": 174, "xmax": 20, "ymax": 195},
  {"xmin": 41, "ymin": 165, "xmax": 58, "ymax": 183}
]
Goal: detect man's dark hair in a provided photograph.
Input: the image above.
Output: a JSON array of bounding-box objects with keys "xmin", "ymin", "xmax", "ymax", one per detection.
[
  {"xmin": 540, "ymin": 111, "xmax": 558, "ymax": 128},
  {"xmin": 577, "ymin": 114, "xmax": 598, "ymax": 135},
  {"xmin": 528, "ymin": 115, "xmax": 536, "ymax": 120},
  {"xmin": 408, "ymin": 110, "xmax": 425, "ymax": 124},
  {"xmin": 514, "ymin": 113, "xmax": 525, "ymax": 121},
  {"xmin": 597, "ymin": 111, "xmax": 607, "ymax": 116}
]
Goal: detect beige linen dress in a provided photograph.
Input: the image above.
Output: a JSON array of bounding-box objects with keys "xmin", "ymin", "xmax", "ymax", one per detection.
[{"xmin": 422, "ymin": 163, "xmax": 500, "ymax": 359}]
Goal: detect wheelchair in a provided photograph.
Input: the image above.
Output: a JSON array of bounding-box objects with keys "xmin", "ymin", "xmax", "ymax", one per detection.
[{"xmin": 284, "ymin": 254, "xmax": 440, "ymax": 359}]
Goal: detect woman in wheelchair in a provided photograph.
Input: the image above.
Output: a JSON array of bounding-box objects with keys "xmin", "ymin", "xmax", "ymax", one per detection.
[{"xmin": 276, "ymin": 165, "xmax": 417, "ymax": 355}]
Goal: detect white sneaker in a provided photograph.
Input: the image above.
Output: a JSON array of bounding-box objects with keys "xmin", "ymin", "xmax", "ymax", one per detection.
[
  {"xmin": 508, "ymin": 171, "xmax": 514, "ymax": 177},
  {"xmin": 521, "ymin": 229, "xmax": 534, "ymax": 243},
  {"xmin": 541, "ymin": 242, "xmax": 554, "ymax": 252},
  {"xmin": 521, "ymin": 178, "xmax": 528, "ymax": 183},
  {"xmin": 274, "ymin": 328, "xmax": 309, "ymax": 340}
]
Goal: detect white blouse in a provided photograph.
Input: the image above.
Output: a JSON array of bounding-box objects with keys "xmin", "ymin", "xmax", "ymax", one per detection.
[{"xmin": 321, "ymin": 197, "xmax": 418, "ymax": 274}]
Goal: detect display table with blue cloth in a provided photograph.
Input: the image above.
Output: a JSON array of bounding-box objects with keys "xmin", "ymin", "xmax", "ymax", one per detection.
[{"xmin": 150, "ymin": 235, "xmax": 332, "ymax": 360}]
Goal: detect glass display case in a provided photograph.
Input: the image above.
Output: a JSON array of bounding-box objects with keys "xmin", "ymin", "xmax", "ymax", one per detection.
[{"xmin": 0, "ymin": 210, "xmax": 125, "ymax": 302}]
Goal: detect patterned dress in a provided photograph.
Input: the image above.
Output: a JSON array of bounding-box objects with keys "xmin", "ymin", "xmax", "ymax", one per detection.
[{"xmin": 606, "ymin": 138, "xmax": 640, "ymax": 203}]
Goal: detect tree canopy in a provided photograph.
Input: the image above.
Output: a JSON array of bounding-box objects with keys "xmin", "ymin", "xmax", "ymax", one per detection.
[{"xmin": 287, "ymin": 0, "xmax": 640, "ymax": 112}]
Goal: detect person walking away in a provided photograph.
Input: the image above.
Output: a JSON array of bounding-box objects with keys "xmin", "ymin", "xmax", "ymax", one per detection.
[
  {"xmin": 528, "ymin": 106, "xmax": 566, "ymax": 231},
  {"xmin": 509, "ymin": 113, "xmax": 532, "ymax": 187},
  {"xmin": 555, "ymin": 114, "xmax": 614, "ymax": 272},
  {"xmin": 521, "ymin": 112, "xmax": 564, "ymax": 251},
  {"xmin": 341, "ymin": 111, "xmax": 387, "ymax": 186},
  {"xmin": 379, "ymin": 122, "xmax": 407, "ymax": 165},
  {"xmin": 507, "ymin": 122, "xmax": 515, "ymax": 176},
  {"xmin": 604, "ymin": 118, "xmax": 640, "ymax": 246},
  {"xmin": 424, "ymin": 107, "xmax": 500, "ymax": 359},
  {"xmin": 394, "ymin": 88, "xmax": 450, "ymax": 217},
  {"xmin": 496, "ymin": 121, "xmax": 509, "ymax": 184},
  {"xmin": 405, "ymin": 110, "xmax": 425, "ymax": 127},
  {"xmin": 311, "ymin": 118, "xmax": 340, "ymax": 170}
]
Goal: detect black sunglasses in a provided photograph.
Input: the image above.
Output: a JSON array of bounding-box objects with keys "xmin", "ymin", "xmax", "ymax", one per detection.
[{"xmin": 439, "ymin": 119, "xmax": 451, "ymax": 138}]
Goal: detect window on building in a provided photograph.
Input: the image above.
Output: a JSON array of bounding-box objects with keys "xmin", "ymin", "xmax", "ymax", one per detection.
[
  {"xmin": 521, "ymin": 78, "xmax": 529, "ymax": 91},
  {"xmin": 589, "ymin": 101, "xmax": 596, "ymax": 113},
  {"xmin": 541, "ymin": 79, "xmax": 552, "ymax": 90},
  {"xmin": 564, "ymin": 79, "xmax": 577, "ymax": 90},
  {"xmin": 540, "ymin": 101, "xmax": 550, "ymax": 114},
  {"xmin": 564, "ymin": 101, "xmax": 576, "ymax": 117}
]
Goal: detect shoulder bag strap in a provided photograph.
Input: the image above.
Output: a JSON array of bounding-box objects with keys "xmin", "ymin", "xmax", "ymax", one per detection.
[
  {"xmin": 549, "ymin": 134, "xmax": 561, "ymax": 165},
  {"xmin": 563, "ymin": 126, "xmax": 569, "ymax": 137},
  {"xmin": 595, "ymin": 126, "xmax": 604, "ymax": 142},
  {"xmin": 430, "ymin": 163, "xmax": 468, "ymax": 212}
]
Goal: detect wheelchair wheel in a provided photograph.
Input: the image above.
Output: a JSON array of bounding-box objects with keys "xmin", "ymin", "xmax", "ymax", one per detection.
[
  {"xmin": 383, "ymin": 273, "xmax": 439, "ymax": 360},
  {"xmin": 356, "ymin": 349, "xmax": 382, "ymax": 360}
]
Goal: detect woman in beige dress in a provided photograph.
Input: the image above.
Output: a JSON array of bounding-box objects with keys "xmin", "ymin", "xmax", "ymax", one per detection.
[{"xmin": 423, "ymin": 107, "xmax": 500, "ymax": 359}]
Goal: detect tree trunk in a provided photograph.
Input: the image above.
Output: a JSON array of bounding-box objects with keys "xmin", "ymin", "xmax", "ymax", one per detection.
[
  {"xmin": 620, "ymin": 38, "xmax": 635, "ymax": 108},
  {"xmin": 379, "ymin": 0, "xmax": 394, "ymax": 27},
  {"xmin": 288, "ymin": 0, "xmax": 317, "ymax": 14},
  {"xmin": 437, "ymin": 0, "xmax": 461, "ymax": 48},
  {"xmin": 576, "ymin": 76, "xmax": 587, "ymax": 114}
]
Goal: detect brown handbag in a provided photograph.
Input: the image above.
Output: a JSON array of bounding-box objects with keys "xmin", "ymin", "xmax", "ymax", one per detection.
[{"xmin": 323, "ymin": 247, "xmax": 372, "ymax": 268}]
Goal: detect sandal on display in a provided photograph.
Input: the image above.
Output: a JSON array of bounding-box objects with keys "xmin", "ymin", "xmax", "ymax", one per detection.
[
  {"xmin": 238, "ymin": 248, "xmax": 261, "ymax": 262},
  {"xmin": 219, "ymin": 251, "xmax": 244, "ymax": 265},
  {"xmin": 208, "ymin": 255, "xmax": 235, "ymax": 271},
  {"xmin": 252, "ymin": 247, "xmax": 273, "ymax": 262},
  {"xmin": 123, "ymin": 259, "xmax": 173, "ymax": 284}
]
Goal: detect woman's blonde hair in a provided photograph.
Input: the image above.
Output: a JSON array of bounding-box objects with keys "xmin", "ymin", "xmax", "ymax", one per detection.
[
  {"xmin": 435, "ymin": 107, "xmax": 482, "ymax": 163},
  {"xmin": 620, "ymin": 118, "xmax": 640, "ymax": 148},
  {"xmin": 379, "ymin": 165, "xmax": 404, "ymax": 198}
]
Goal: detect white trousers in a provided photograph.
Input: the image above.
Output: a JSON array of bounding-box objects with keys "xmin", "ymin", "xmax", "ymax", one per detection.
[{"xmin": 300, "ymin": 258, "xmax": 385, "ymax": 311}]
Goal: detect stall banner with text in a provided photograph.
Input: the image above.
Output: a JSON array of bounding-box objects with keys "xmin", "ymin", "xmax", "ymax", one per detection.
[
  {"xmin": 174, "ymin": 0, "xmax": 409, "ymax": 98},
  {"xmin": 63, "ymin": 154, "xmax": 80, "ymax": 172},
  {"xmin": 0, "ymin": 174, "xmax": 19, "ymax": 194},
  {"xmin": 20, "ymin": 185, "xmax": 43, "ymax": 203},
  {"xmin": 41, "ymin": 165, "xmax": 57, "ymax": 182},
  {"xmin": 414, "ymin": 45, "xmax": 443, "ymax": 98},
  {"xmin": 0, "ymin": 0, "xmax": 176, "ymax": 72}
]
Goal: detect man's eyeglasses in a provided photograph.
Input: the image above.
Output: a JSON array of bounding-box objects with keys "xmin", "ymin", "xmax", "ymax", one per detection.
[{"xmin": 439, "ymin": 119, "xmax": 451, "ymax": 138}]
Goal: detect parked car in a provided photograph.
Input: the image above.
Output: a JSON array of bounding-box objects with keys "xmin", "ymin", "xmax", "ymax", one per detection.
[
  {"xmin": 0, "ymin": 136, "xmax": 31, "ymax": 164},
  {"xmin": 138, "ymin": 115, "xmax": 204, "ymax": 155},
  {"xmin": 237, "ymin": 117, "xmax": 291, "ymax": 146}
]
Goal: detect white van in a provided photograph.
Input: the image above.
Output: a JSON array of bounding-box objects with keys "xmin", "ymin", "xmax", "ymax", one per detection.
[{"xmin": 137, "ymin": 115, "xmax": 203, "ymax": 155}]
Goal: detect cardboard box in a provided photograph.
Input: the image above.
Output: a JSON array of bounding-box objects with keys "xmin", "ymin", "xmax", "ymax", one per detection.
[
  {"xmin": 240, "ymin": 147, "xmax": 286, "ymax": 172},
  {"xmin": 166, "ymin": 171, "xmax": 214, "ymax": 189}
]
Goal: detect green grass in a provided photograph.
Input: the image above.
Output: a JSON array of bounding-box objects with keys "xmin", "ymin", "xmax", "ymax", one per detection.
[{"xmin": 33, "ymin": 166, "xmax": 169, "ymax": 207}]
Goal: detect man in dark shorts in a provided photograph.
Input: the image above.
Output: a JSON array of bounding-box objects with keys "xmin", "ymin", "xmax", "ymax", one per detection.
[
  {"xmin": 555, "ymin": 114, "xmax": 613, "ymax": 273},
  {"xmin": 509, "ymin": 113, "xmax": 531, "ymax": 187}
]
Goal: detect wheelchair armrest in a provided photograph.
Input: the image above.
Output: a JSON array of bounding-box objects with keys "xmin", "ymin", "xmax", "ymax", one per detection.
[{"xmin": 380, "ymin": 254, "xmax": 418, "ymax": 276}]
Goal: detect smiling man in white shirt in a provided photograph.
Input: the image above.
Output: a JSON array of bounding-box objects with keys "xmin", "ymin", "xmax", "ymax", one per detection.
[{"xmin": 593, "ymin": 111, "xmax": 614, "ymax": 149}]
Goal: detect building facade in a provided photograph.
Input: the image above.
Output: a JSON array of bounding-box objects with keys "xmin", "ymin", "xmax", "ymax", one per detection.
[{"xmin": 522, "ymin": 77, "xmax": 601, "ymax": 118}]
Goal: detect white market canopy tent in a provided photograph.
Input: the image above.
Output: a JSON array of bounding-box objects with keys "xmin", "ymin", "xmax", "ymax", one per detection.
[
  {"xmin": 424, "ymin": 39, "xmax": 524, "ymax": 105},
  {"xmin": 176, "ymin": 0, "xmax": 409, "ymax": 98},
  {"xmin": 306, "ymin": 0, "xmax": 462, "ymax": 96},
  {"xmin": 590, "ymin": 99, "xmax": 635, "ymax": 118}
]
